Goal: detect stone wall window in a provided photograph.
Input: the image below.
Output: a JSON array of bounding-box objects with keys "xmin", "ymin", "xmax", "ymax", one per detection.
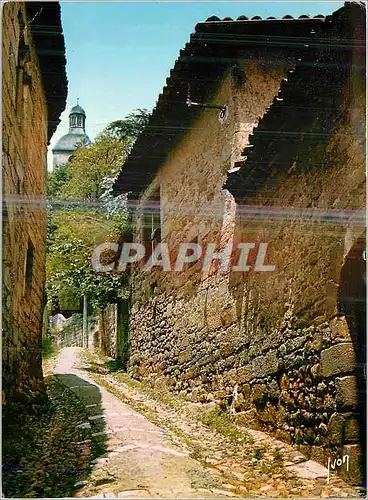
[
  {"xmin": 142, "ymin": 210, "xmax": 161, "ymax": 250},
  {"xmin": 24, "ymin": 238, "xmax": 35, "ymax": 291}
]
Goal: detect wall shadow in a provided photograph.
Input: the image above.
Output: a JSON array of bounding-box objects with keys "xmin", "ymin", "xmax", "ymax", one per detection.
[
  {"xmin": 55, "ymin": 373, "xmax": 109, "ymax": 461},
  {"xmin": 2, "ymin": 373, "xmax": 109, "ymax": 497},
  {"xmin": 338, "ymin": 233, "xmax": 366, "ymax": 485}
]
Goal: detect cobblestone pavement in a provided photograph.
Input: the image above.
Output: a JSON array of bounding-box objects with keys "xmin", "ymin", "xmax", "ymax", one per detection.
[
  {"xmin": 54, "ymin": 347, "xmax": 232, "ymax": 498},
  {"xmin": 53, "ymin": 348, "xmax": 365, "ymax": 499}
]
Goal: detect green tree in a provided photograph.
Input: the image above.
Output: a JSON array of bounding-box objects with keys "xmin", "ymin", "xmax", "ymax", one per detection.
[
  {"xmin": 103, "ymin": 108, "xmax": 150, "ymax": 144},
  {"xmin": 46, "ymin": 109, "xmax": 148, "ymax": 316},
  {"xmin": 47, "ymin": 163, "xmax": 69, "ymax": 198},
  {"xmin": 60, "ymin": 134, "xmax": 129, "ymax": 200},
  {"xmin": 46, "ymin": 233, "xmax": 128, "ymax": 313}
]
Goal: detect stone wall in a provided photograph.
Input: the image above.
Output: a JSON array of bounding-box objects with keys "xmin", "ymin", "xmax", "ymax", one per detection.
[
  {"xmin": 99, "ymin": 304, "xmax": 119, "ymax": 359},
  {"xmin": 2, "ymin": 3, "xmax": 56, "ymax": 405},
  {"xmin": 56, "ymin": 314, "xmax": 99, "ymax": 349},
  {"xmin": 127, "ymin": 56, "xmax": 365, "ymax": 481},
  {"xmin": 98, "ymin": 301, "xmax": 130, "ymax": 366}
]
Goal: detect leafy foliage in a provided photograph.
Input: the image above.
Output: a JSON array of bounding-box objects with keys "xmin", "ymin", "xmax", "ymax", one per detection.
[
  {"xmin": 103, "ymin": 108, "xmax": 150, "ymax": 146},
  {"xmin": 47, "ymin": 162, "xmax": 69, "ymax": 198},
  {"xmin": 46, "ymin": 109, "xmax": 149, "ymax": 314},
  {"xmin": 60, "ymin": 134, "xmax": 129, "ymax": 200},
  {"xmin": 46, "ymin": 216, "xmax": 130, "ymax": 312}
]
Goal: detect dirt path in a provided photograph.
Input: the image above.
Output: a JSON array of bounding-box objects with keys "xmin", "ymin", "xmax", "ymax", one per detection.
[
  {"xmin": 53, "ymin": 347, "xmax": 364, "ymax": 499},
  {"xmin": 53, "ymin": 347, "xmax": 230, "ymax": 498}
]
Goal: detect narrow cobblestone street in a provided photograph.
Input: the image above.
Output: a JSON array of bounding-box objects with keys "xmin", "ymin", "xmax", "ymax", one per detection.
[
  {"xmin": 53, "ymin": 347, "xmax": 229, "ymax": 498},
  {"xmin": 50, "ymin": 347, "xmax": 364, "ymax": 498},
  {"xmin": 3, "ymin": 2, "xmax": 366, "ymax": 498}
]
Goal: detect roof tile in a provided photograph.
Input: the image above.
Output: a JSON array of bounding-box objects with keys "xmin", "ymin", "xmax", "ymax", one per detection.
[
  {"xmin": 203, "ymin": 13, "xmax": 322, "ymax": 24},
  {"xmin": 113, "ymin": 2, "xmax": 366, "ymax": 198}
]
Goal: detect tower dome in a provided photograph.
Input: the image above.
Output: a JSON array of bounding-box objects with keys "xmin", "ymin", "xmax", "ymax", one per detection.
[
  {"xmin": 52, "ymin": 102, "xmax": 91, "ymax": 168},
  {"xmin": 70, "ymin": 104, "xmax": 86, "ymax": 117}
]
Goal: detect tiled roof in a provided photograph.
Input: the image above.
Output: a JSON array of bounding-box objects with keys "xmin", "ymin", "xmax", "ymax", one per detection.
[
  {"xmin": 113, "ymin": 2, "xmax": 365, "ymax": 199},
  {"xmin": 202, "ymin": 14, "xmax": 326, "ymax": 22},
  {"xmin": 70, "ymin": 105, "xmax": 86, "ymax": 117},
  {"xmin": 52, "ymin": 130, "xmax": 90, "ymax": 152},
  {"xmin": 224, "ymin": 3, "xmax": 366, "ymax": 203}
]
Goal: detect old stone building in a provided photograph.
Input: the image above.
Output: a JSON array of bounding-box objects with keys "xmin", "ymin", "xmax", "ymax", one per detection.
[
  {"xmin": 52, "ymin": 102, "xmax": 90, "ymax": 168},
  {"xmin": 2, "ymin": 2, "xmax": 67, "ymax": 406},
  {"xmin": 113, "ymin": 3, "xmax": 365, "ymax": 481}
]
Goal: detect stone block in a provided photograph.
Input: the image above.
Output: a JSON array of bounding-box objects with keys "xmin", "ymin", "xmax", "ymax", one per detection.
[
  {"xmin": 335, "ymin": 376, "xmax": 358, "ymax": 409},
  {"xmin": 183, "ymin": 367, "xmax": 198, "ymax": 380},
  {"xmin": 286, "ymin": 460, "xmax": 328, "ymax": 479},
  {"xmin": 328, "ymin": 412, "xmax": 344, "ymax": 445},
  {"xmin": 251, "ymin": 383, "xmax": 268, "ymax": 408},
  {"xmin": 321, "ymin": 343, "xmax": 355, "ymax": 377},
  {"xmin": 219, "ymin": 342, "xmax": 233, "ymax": 357},
  {"xmin": 341, "ymin": 444, "xmax": 364, "ymax": 484},
  {"xmin": 310, "ymin": 363, "xmax": 322, "ymax": 380},
  {"xmin": 237, "ymin": 364, "xmax": 252, "ymax": 383},
  {"xmin": 282, "ymin": 353, "xmax": 304, "ymax": 370},
  {"xmin": 214, "ymin": 389, "xmax": 227, "ymax": 400},
  {"xmin": 257, "ymin": 402, "xmax": 280, "ymax": 424},
  {"xmin": 328, "ymin": 412, "xmax": 361, "ymax": 445},
  {"xmin": 251, "ymin": 350, "xmax": 278, "ymax": 378},
  {"xmin": 311, "ymin": 331, "xmax": 324, "ymax": 351},
  {"xmin": 233, "ymin": 408, "xmax": 260, "ymax": 429},
  {"xmin": 285, "ymin": 336, "xmax": 305, "ymax": 353},
  {"xmin": 344, "ymin": 416, "xmax": 361, "ymax": 443},
  {"xmin": 330, "ymin": 316, "xmax": 352, "ymax": 342}
]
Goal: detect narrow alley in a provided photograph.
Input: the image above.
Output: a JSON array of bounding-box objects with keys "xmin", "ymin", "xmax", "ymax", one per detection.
[
  {"xmin": 53, "ymin": 347, "xmax": 226, "ymax": 499},
  {"xmin": 44, "ymin": 347, "xmax": 363, "ymax": 499},
  {"xmin": 2, "ymin": 2, "xmax": 366, "ymax": 498}
]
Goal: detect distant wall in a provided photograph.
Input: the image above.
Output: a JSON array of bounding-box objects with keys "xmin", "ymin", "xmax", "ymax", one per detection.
[{"xmin": 56, "ymin": 315, "xmax": 99, "ymax": 349}]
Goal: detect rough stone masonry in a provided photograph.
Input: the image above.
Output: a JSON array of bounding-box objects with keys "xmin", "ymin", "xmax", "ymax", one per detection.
[
  {"xmin": 2, "ymin": 2, "xmax": 67, "ymax": 407},
  {"xmin": 110, "ymin": 3, "xmax": 366, "ymax": 483}
]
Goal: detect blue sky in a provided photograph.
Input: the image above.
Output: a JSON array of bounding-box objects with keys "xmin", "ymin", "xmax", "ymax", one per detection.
[{"xmin": 48, "ymin": 1, "xmax": 344, "ymax": 168}]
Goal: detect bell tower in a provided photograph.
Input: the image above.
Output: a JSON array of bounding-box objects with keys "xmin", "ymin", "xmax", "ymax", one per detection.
[
  {"xmin": 69, "ymin": 100, "xmax": 86, "ymax": 132},
  {"xmin": 52, "ymin": 100, "xmax": 90, "ymax": 169}
]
